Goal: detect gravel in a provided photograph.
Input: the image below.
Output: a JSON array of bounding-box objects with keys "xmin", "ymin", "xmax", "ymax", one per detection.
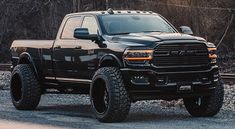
[
  {"xmin": 0, "ymin": 71, "xmax": 10, "ymax": 90},
  {"xmin": 223, "ymin": 84, "xmax": 235, "ymax": 111},
  {"xmin": 0, "ymin": 90, "xmax": 234, "ymax": 129}
]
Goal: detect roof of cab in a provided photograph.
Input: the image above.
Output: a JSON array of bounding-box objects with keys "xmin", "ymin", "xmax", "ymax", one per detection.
[{"xmin": 66, "ymin": 9, "xmax": 158, "ymax": 17}]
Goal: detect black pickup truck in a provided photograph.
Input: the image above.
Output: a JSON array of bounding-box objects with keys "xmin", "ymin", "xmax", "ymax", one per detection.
[{"xmin": 10, "ymin": 9, "xmax": 224, "ymax": 122}]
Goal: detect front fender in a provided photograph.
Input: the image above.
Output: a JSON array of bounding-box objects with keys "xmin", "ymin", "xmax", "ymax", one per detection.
[{"xmin": 99, "ymin": 54, "xmax": 123, "ymax": 68}]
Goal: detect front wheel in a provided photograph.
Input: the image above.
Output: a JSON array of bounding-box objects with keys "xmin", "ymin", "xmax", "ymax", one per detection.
[
  {"xmin": 90, "ymin": 67, "xmax": 131, "ymax": 122},
  {"xmin": 183, "ymin": 78, "xmax": 224, "ymax": 117}
]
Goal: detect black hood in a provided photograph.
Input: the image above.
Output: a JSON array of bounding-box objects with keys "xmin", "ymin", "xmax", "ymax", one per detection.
[{"xmin": 106, "ymin": 33, "xmax": 206, "ymax": 47}]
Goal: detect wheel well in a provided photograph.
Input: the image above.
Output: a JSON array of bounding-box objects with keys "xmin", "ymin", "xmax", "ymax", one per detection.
[
  {"xmin": 19, "ymin": 57, "xmax": 30, "ymax": 64},
  {"xmin": 17, "ymin": 57, "xmax": 39, "ymax": 79},
  {"xmin": 100, "ymin": 60, "xmax": 120, "ymax": 68}
]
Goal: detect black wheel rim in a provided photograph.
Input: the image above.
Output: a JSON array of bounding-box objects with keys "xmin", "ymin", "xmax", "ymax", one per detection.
[
  {"xmin": 92, "ymin": 78, "xmax": 109, "ymax": 114},
  {"xmin": 104, "ymin": 88, "xmax": 109, "ymax": 109}
]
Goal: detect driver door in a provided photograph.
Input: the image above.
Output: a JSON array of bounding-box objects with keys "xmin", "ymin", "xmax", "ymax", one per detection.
[{"xmin": 73, "ymin": 16, "xmax": 100, "ymax": 79}]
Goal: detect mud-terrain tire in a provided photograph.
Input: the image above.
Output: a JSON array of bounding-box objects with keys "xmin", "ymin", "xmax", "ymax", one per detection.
[
  {"xmin": 90, "ymin": 67, "xmax": 131, "ymax": 122},
  {"xmin": 10, "ymin": 64, "xmax": 41, "ymax": 110},
  {"xmin": 183, "ymin": 78, "xmax": 224, "ymax": 117}
]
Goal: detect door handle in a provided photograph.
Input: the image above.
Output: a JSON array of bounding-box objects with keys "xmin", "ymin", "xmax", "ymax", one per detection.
[
  {"xmin": 75, "ymin": 46, "xmax": 81, "ymax": 49},
  {"xmin": 54, "ymin": 45, "xmax": 61, "ymax": 49}
]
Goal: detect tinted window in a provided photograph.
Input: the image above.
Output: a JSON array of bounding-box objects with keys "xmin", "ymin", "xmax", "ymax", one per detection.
[
  {"xmin": 61, "ymin": 16, "xmax": 82, "ymax": 39},
  {"xmin": 99, "ymin": 14, "xmax": 175, "ymax": 35},
  {"xmin": 81, "ymin": 16, "xmax": 99, "ymax": 34}
]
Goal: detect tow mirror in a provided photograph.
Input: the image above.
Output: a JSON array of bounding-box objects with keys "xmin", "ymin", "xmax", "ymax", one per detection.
[
  {"xmin": 74, "ymin": 28, "xmax": 98, "ymax": 40},
  {"xmin": 179, "ymin": 26, "xmax": 193, "ymax": 35}
]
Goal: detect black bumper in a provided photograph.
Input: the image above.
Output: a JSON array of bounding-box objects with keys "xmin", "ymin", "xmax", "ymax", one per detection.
[{"xmin": 121, "ymin": 65, "xmax": 219, "ymax": 100}]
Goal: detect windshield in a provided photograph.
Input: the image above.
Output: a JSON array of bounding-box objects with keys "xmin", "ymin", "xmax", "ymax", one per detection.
[{"xmin": 98, "ymin": 14, "xmax": 176, "ymax": 35}]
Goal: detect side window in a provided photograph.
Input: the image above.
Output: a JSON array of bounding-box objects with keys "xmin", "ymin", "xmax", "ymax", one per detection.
[
  {"xmin": 81, "ymin": 16, "xmax": 98, "ymax": 34},
  {"xmin": 61, "ymin": 16, "xmax": 82, "ymax": 39}
]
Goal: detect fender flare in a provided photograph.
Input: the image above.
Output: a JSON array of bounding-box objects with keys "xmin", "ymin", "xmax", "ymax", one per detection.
[
  {"xmin": 99, "ymin": 54, "xmax": 123, "ymax": 68},
  {"xmin": 18, "ymin": 52, "xmax": 39, "ymax": 79}
]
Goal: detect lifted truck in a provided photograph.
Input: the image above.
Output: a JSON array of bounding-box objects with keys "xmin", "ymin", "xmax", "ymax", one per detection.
[{"xmin": 10, "ymin": 9, "xmax": 224, "ymax": 122}]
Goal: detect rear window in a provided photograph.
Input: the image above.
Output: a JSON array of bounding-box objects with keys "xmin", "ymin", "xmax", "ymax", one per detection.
[{"xmin": 61, "ymin": 16, "xmax": 82, "ymax": 39}]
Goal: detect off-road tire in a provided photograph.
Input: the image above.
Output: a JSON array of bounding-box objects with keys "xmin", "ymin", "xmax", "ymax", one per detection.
[
  {"xmin": 90, "ymin": 67, "xmax": 131, "ymax": 122},
  {"xmin": 10, "ymin": 64, "xmax": 41, "ymax": 110},
  {"xmin": 183, "ymin": 78, "xmax": 224, "ymax": 117}
]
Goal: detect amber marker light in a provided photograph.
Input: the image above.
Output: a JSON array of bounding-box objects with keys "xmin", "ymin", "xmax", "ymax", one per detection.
[
  {"xmin": 208, "ymin": 47, "xmax": 217, "ymax": 59},
  {"xmin": 123, "ymin": 50, "xmax": 154, "ymax": 61}
]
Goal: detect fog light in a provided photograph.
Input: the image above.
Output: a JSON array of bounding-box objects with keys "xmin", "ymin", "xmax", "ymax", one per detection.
[
  {"xmin": 202, "ymin": 77, "xmax": 209, "ymax": 81},
  {"xmin": 213, "ymin": 74, "xmax": 218, "ymax": 78},
  {"xmin": 156, "ymin": 77, "xmax": 167, "ymax": 85},
  {"xmin": 200, "ymin": 77, "xmax": 209, "ymax": 84},
  {"xmin": 131, "ymin": 76, "xmax": 149, "ymax": 85},
  {"xmin": 213, "ymin": 74, "xmax": 219, "ymax": 82},
  {"xmin": 211, "ymin": 59, "xmax": 217, "ymax": 64}
]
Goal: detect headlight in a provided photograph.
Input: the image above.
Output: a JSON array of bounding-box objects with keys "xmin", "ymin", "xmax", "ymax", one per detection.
[
  {"xmin": 208, "ymin": 47, "xmax": 217, "ymax": 59},
  {"xmin": 123, "ymin": 49, "xmax": 154, "ymax": 62},
  {"xmin": 208, "ymin": 47, "xmax": 217, "ymax": 64}
]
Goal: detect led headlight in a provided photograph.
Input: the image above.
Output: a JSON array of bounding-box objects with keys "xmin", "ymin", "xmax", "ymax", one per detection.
[
  {"xmin": 208, "ymin": 47, "xmax": 217, "ymax": 64},
  {"xmin": 123, "ymin": 50, "xmax": 154, "ymax": 61}
]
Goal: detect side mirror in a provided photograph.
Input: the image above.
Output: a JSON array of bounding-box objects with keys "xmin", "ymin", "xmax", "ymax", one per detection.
[
  {"xmin": 179, "ymin": 26, "xmax": 193, "ymax": 35},
  {"xmin": 74, "ymin": 28, "xmax": 98, "ymax": 40}
]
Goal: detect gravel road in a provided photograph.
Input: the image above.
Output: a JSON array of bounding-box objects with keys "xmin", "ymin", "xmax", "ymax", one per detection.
[
  {"xmin": 0, "ymin": 71, "xmax": 235, "ymax": 129},
  {"xmin": 0, "ymin": 90, "xmax": 234, "ymax": 129},
  {"xmin": 0, "ymin": 71, "xmax": 10, "ymax": 90}
]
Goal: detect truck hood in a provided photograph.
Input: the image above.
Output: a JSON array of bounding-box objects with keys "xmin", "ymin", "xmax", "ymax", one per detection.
[{"xmin": 106, "ymin": 33, "xmax": 206, "ymax": 47}]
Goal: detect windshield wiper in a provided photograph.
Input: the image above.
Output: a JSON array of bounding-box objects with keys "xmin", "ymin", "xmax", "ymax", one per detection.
[
  {"xmin": 111, "ymin": 31, "xmax": 165, "ymax": 35},
  {"xmin": 111, "ymin": 32, "xmax": 130, "ymax": 35},
  {"xmin": 142, "ymin": 31, "xmax": 163, "ymax": 33}
]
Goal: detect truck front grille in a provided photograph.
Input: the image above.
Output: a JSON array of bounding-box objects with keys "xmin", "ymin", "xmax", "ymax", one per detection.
[{"xmin": 153, "ymin": 43, "xmax": 209, "ymax": 66}]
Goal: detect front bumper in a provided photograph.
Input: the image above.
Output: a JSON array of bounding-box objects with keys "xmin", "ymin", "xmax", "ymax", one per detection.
[{"xmin": 121, "ymin": 65, "xmax": 219, "ymax": 100}]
